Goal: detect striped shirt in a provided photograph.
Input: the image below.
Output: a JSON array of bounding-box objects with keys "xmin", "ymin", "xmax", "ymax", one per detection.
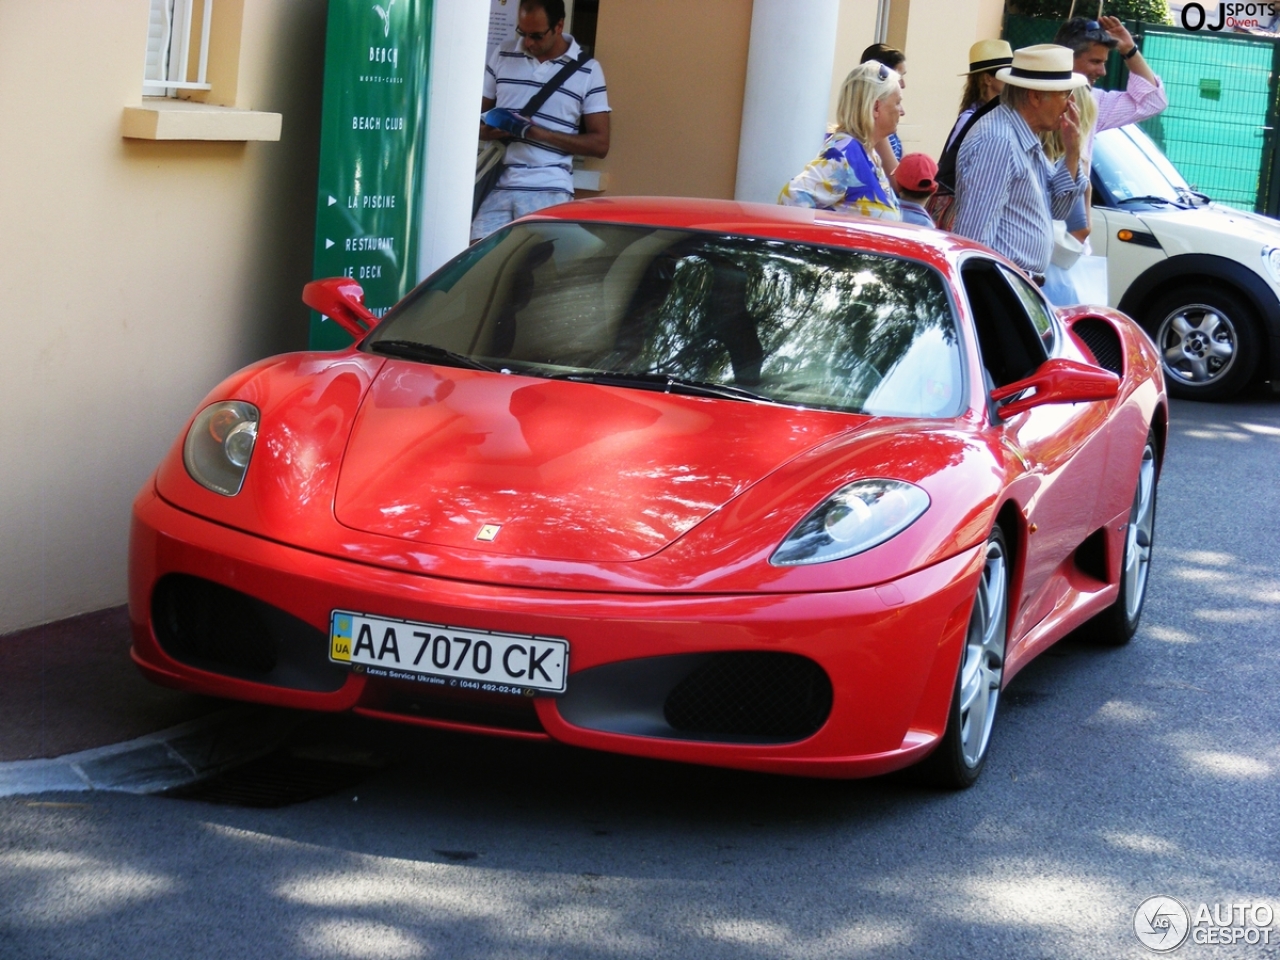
[
  {"xmin": 484, "ymin": 35, "xmax": 609, "ymax": 195},
  {"xmin": 953, "ymin": 103, "xmax": 1087, "ymax": 276}
]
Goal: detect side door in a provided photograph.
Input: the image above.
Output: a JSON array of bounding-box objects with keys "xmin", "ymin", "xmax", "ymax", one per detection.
[{"xmin": 961, "ymin": 259, "xmax": 1116, "ymax": 643}]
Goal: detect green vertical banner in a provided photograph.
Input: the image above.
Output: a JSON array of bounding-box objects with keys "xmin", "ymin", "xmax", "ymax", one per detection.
[{"xmin": 311, "ymin": 0, "xmax": 434, "ymax": 349}]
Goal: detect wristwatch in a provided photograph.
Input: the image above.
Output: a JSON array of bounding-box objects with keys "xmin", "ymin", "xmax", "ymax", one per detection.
[{"xmin": 1122, "ymin": 46, "xmax": 1140, "ymax": 60}]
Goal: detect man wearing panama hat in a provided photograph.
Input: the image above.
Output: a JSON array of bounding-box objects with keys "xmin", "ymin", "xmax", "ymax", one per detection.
[{"xmin": 952, "ymin": 44, "xmax": 1090, "ymax": 283}]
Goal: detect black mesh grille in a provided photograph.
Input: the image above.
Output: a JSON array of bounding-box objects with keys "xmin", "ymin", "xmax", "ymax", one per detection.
[
  {"xmin": 663, "ymin": 652, "xmax": 832, "ymax": 741},
  {"xmin": 1072, "ymin": 318, "xmax": 1124, "ymax": 374},
  {"xmin": 152, "ymin": 574, "xmax": 347, "ymax": 692}
]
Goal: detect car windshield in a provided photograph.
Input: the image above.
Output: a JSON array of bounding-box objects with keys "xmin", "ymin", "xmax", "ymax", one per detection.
[
  {"xmin": 367, "ymin": 222, "xmax": 964, "ymax": 418},
  {"xmin": 1092, "ymin": 125, "xmax": 1194, "ymax": 206}
]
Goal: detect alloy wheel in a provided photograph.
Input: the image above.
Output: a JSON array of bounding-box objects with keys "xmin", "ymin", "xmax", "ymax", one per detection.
[
  {"xmin": 1124, "ymin": 441, "xmax": 1157, "ymax": 622},
  {"xmin": 1156, "ymin": 303, "xmax": 1238, "ymax": 388},
  {"xmin": 958, "ymin": 537, "xmax": 1007, "ymax": 768}
]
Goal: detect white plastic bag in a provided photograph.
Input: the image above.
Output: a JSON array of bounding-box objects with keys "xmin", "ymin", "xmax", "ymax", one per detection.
[{"xmin": 1044, "ymin": 255, "xmax": 1108, "ymax": 307}]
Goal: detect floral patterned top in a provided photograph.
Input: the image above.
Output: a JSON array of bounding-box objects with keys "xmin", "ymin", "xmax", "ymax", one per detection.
[{"xmin": 778, "ymin": 133, "xmax": 902, "ymax": 221}]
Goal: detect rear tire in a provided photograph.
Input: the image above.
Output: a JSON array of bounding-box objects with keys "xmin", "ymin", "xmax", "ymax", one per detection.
[
  {"xmin": 1146, "ymin": 284, "xmax": 1260, "ymax": 401},
  {"xmin": 1085, "ymin": 431, "xmax": 1158, "ymax": 646},
  {"xmin": 918, "ymin": 527, "xmax": 1009, "ymax": 789}
]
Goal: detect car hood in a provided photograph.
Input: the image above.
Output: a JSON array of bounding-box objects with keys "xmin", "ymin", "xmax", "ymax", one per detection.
[
  {"xmin": 1137, "ymin": 202, "xmax": 1280, "ymax": 258},
  {"xmin": 333, "ymin": 362, "xmax": 855, "ymax": 563}
]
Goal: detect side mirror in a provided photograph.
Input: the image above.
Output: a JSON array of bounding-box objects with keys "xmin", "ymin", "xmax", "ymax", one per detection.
[
  {"xmin": 302, "ymin": 278, "xmax": 379, "ymax": 339},
  {"xmin": 990, "ymin": 357, "xmax": 1119, "ymax": 418}
]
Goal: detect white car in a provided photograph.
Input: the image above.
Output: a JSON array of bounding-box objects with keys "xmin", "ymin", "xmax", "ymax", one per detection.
[{"xmin": 1090, "ymin": 124, "xmax": 1280, "ymax": 400}]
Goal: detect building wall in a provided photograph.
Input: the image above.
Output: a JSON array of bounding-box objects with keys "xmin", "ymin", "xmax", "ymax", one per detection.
[
  {"xmin": 588, "ymin": 0, "xmax": 1006, "ymax": 200},
  {"xmin": 898, "ymin": 0, "xmax": 1006, "ymax": 156},
  {"xmin": 0, "ymin": 1, "xmax": 327, "ymax": 633},
  {"xmin": 584, "ymin": 0, "xmax": 754, "ymax": 199}
]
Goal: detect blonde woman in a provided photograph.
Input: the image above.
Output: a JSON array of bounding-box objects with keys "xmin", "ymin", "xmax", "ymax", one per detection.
[
  {"xmin": 779, "ymin": 61, "xmax": 904, "ymax": 221},
  {"xmin": 1042, "ymin": 84, "xmax": 1098, "ymax": 243}
]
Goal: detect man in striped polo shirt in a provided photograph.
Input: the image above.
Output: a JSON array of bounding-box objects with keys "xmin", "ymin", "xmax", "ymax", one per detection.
[
  {"xmin": 952, "ymin": 45, "xmax": 1089, "ymax": 284},
  {"xmin": 472, "ymin": 0, "xmax": 610, "ymax": 241}
]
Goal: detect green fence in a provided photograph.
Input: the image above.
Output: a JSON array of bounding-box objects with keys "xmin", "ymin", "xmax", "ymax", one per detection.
[
  {"xmin": 1003, "ymin": 14, "xmax": 1280, "ymax": 215},
  {"xmin": 1137, "ymin": 27, "xmax": 1276, "ymax": 210}
]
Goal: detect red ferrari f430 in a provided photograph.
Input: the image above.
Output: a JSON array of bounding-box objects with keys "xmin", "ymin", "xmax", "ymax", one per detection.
[{"xmin": 130, "ymin": 199, "xmax": 1166, "ymax": 787}]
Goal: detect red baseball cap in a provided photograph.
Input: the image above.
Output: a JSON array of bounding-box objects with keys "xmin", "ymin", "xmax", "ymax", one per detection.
[{"xmin": 894, "ymin": 153, "xmax": 938, "ymax": 194}]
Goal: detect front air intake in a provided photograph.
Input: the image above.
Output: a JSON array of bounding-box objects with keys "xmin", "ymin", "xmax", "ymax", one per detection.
[{"xmin": 663, "ymin": 652, "xmax": 833, "ymax": 740}]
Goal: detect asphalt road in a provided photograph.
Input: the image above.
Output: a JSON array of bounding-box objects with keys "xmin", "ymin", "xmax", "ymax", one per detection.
[{"xmin": 2, "ymin": 394, "xmax": 1277, "ymax": 960}]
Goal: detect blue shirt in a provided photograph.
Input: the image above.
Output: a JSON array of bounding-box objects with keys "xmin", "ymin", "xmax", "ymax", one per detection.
[
  {"xmin": 778, "ymin": 133, "xmax": 902, "ymax": 221},
  {"xmin": 953, "ymin": 103, "xmax": 1087, "ymax": 275}
]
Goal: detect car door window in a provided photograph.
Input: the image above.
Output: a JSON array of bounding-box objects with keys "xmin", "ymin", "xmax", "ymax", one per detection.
[
  {"xmin": 997, "ymin": 264, "xmax": 1058, "ymax": 354},
  {"xmin": 960, "ymin": 258, "xmax": 1050, "ymax": 388}
]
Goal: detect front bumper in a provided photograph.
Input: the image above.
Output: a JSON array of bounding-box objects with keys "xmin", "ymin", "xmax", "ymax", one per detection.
[{"xmin": 129, "ymin": 483, "xmax": 984, "ymax": 779}]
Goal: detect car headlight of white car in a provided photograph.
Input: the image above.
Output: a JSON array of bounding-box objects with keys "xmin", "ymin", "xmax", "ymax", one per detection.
[
  {"xmin": 183, "ymin": 401, "xmax": 260, "ymax": 496},
  {"xmin": 1263, "ymin": 246, "xmax": 1280, "ymax": 286},
  {"xmin": 771, "ymin": 479, "xmax": 930, "ymax": 566}
]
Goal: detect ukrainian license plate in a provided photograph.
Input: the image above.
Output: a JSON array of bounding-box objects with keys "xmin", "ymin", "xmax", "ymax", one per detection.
[{"xmin": 329, "ymin": 610, "xmax": 568, "ymax": 695}]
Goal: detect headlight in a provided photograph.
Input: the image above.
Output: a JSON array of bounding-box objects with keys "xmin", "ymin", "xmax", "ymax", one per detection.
[
  {"xmin": 183, "ymin": 401, "xmax": 260, "ymax": 496},
  {"xmin": 1264, "ymin": 246, "xmax": 1280, "ymax": 286},
  {"xmin": 770, "ymin": 479, "xmax": 930, "ymax": 566}
]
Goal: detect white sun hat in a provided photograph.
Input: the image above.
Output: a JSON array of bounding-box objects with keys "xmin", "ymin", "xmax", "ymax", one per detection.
[{"xmin": 997, "ymin": 44, "xmax": 1089, "ymax": 92}]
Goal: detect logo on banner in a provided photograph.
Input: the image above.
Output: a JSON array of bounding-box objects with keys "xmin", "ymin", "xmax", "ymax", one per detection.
[{"xmin": 373, "ymin": 0, "xmax": 394, "ymax": 36}]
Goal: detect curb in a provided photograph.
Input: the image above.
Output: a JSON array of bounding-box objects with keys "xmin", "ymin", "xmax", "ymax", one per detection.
[{"xmin": 0, "ymin": 705, "xmax": 303, "ymax": 798}]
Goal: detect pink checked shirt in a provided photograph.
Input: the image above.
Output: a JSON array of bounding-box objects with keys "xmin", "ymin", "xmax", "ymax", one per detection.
[{"xmin": 1087, "ymin": 71, "xmax": 1168, "ymax": 158}]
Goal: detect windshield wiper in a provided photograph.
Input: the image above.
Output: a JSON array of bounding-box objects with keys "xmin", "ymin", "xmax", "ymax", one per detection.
[
  {"xmin": 552, "ymin": 370, "xmax": 777, "ymax": 404},
  {"xmin": 1117, "ymin": 195, "xmax": 1183, "ymax": 207},
  {"xmin": 1177, "ymin": 187, "xmax": 1211, "ymax": 206},
  {"xmin": 368, "ymin": 340, "xmax": 499, "ymax": 372}
]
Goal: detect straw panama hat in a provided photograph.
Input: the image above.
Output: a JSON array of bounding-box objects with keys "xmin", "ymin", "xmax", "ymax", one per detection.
[
  {"xmin": 996, "ymin": 44, "xmax": 1089, "ymax": 91},
  {"xmin": 961, "ymin": 39, "xmax": 1013, "ymax": 75}
]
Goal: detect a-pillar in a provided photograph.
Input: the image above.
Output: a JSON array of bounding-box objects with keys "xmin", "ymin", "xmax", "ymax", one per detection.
[{"xmin": 734, "ymin": 0, "xmax": 841, "ymax": 204}]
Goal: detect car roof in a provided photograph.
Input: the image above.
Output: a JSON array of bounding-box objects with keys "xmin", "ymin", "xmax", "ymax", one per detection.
[{"xmin": 528, "ymin": 196, "xmax": 994, "ymax": 273}]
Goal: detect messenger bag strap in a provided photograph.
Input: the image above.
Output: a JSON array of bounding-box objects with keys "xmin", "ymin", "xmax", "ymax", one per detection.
[{"xmin": 521, "ymin": 49, "xmax": 592, "ymax": 118}]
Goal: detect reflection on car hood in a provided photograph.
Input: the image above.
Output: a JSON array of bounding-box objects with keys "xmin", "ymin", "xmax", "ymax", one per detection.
[
  {"xmin": 1137, "ymin": 203, "xmax": 1280, "ymax": 257},
  {"xmin": 334, "ymin": 363, "xmax": 857, "ymax": 562}
]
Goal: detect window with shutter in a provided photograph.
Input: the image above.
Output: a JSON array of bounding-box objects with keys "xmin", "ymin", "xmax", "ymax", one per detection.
[{"xmin": 141, "ymin": 0, "xmax": 211, "ymax": 97}]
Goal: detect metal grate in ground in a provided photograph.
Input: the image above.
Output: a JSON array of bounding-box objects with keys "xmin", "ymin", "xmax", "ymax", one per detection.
[{"xmin": 163, "ymin": 747, "xmax": 383, "ymax": 808}]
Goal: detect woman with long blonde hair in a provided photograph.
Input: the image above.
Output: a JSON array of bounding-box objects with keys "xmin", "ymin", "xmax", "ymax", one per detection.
[
  {"xmin": 1042, "ymin": 84, "xmax": 1098, "ymax": 243},
  {"xmin": 778, "ymin": 61, "xmax": 904, "ymax": 220}
]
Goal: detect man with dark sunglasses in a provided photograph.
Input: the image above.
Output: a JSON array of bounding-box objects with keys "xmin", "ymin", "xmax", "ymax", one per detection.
[{"xmin": 473, "ymin": 0, "xmax": 611, "ymax": 241}]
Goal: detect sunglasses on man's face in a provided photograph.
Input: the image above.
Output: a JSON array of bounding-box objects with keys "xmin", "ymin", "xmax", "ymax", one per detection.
[{"xmin": 516, "ymin": 25, "xmax": 553, "ymax": 41}]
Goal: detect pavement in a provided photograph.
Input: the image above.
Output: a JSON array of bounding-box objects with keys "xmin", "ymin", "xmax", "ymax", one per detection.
[{"xmin": 0, "ymin": 605, "xmax": 300, "ymax": 797}]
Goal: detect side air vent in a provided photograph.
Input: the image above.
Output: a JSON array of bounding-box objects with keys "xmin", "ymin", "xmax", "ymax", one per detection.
[{"xmin": 1071, "ymin": 317, "xmax": 1124, "ymax": 374}]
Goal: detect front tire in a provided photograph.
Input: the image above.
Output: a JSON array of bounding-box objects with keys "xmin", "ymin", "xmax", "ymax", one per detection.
[
  {"xmin": 919, "ymin": 527, "xmax": 1009, "ymax": 789},
  {"xmin": 1086, "ymin": 431, "xmax": 1158, "ymax": 646},
  {"xmin": 1146, "ymin": 284, "xmax": 1260, "ymax": 401}
]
